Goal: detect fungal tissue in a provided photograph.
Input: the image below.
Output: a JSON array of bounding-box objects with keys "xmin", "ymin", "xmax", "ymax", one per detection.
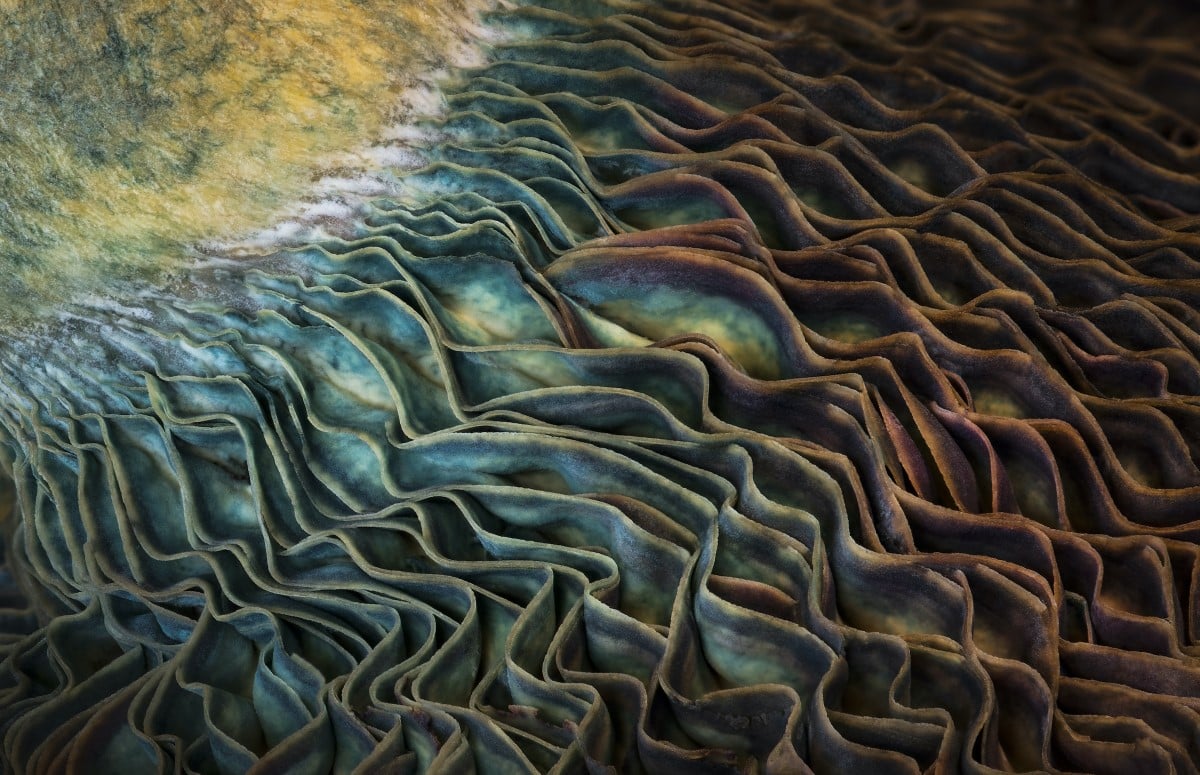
[{"xmin": 1, "ymin": 1, "xmax": 1199, "ymax": 773}]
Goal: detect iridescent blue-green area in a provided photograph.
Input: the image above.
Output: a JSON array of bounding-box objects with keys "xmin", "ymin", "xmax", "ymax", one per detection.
[{"xmin": 3, "ymin": 0, "xmax": 1200, "ymax": 773}]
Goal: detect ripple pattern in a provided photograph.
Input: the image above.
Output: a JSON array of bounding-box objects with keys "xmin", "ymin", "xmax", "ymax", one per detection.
[{"xmin": 2, "ymin": 0, "xmax": 1200, "ymax": 773}]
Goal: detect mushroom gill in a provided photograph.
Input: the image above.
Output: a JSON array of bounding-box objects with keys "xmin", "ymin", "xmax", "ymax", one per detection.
[{"xmin": 1, "ymin": 0, "xmax": 1200, "ymax": 773}]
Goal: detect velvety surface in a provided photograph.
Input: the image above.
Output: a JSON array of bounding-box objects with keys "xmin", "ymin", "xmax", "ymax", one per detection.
[{"xmin": 2, "ymin": 0, "xmax": 1200, "ymax": 772}]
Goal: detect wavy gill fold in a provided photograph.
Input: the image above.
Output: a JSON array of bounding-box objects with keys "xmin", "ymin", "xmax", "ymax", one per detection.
[{"xmin": 2, "ymin": 0, "xmax": 1200, "ymax": 772}]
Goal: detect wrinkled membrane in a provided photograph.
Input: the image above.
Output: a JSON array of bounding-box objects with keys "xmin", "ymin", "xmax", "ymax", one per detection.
[{"xmin": 2, "ymin": 0, "xmax": 1200, "ymax": 772}]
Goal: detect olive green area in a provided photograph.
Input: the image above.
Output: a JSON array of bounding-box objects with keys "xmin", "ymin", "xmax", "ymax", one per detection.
[
  {"xmin": 0, "ymin": 0, "xmax": 466, "ymax": 319},
  {"xmin": 0, "ymin": 4, "xmax": 242, "ymax": 290}
]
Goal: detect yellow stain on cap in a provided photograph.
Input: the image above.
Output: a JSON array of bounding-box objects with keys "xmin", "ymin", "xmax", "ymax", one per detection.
[{"xmin": 0, "ymin": 0, "xmax": 476, "ymax": 320}]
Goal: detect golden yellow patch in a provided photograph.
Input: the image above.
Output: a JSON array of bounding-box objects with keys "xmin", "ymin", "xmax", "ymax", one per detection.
[{"xmin": 0, "ymin": 0, "xmax": 475, "ymax": 319}]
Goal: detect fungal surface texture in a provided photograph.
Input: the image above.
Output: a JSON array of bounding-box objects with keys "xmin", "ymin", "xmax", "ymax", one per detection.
[{"xmin": 2, "ymin": 0, "xmax": 1200, "ymax": 773}]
